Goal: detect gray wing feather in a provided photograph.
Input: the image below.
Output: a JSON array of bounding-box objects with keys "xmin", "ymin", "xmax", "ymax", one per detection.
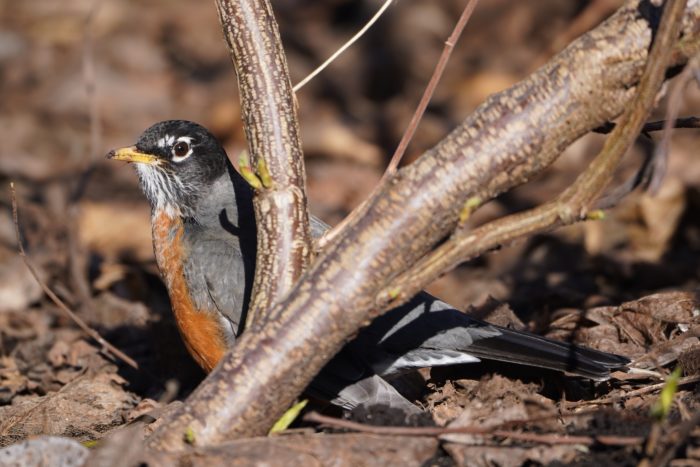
[
  {"xmin": 310, "ymin": 215, "xmax": 330, "ymax": 239},
  {"xmin": 330, "ymin": 375, "xmax": 421, "ymax": 413},
  {"xmin": 346, "ymin": 291, "xmax": 628, "ymax": 380},
  {"xmin": 183, "ymin": 226, "xmax": 248, "ymax": 346},
  {"xmin": 306, "ymin": 216, "xmax": 628, "ymax": 384}
]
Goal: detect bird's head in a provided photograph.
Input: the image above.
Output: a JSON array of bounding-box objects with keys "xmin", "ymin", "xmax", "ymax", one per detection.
[{"xmin": 107, "ymin": 120, "xmax": 228, "ymax": 218}]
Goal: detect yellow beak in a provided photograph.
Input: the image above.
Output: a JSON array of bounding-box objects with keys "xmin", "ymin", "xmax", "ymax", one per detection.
[{"xmin": 106, "ymin": 146, "xmax": 160, "ymax": 165}]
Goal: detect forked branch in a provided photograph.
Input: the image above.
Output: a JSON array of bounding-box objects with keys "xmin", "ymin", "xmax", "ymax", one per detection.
[
  {"xmin": 148, "ymin": 0, "xmax": 700, "ymax": 450},
  {"xmin": 377, "ymin": 0, "xmax": 692, "ymax": 309}
]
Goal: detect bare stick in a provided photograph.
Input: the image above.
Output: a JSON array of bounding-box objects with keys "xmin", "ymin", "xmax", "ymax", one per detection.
[
  {"xmin": 567, "ymin": 374, "xmax": 700, "ymax": 408},
  {"xmin": 66, "ymin": 0, "xmax": 105, "ymax": 306},
  {"xmin": 318, "ymin": 0, "xmax": 481, "ymax": 250},
  {"xmin": 83, "ymin": 0, "xmax": 103, "ymax": 168},
  {"xmin": 10, "ymin": 183, "xmax": 138, "ymax": 370},
  {"xmin": 302, "ymin": 412, "xmax": 643, "ymax": 446},
  {"xmin": 293, "ymin": 0, "xmax": 394, "ymax": 92},
  {"xmin": 383, "ymin": 0, "xmax": 480, "ymax": 178},
  {"xmin": 593, "ymin": 116, "xmax": 700, "ymax": 134}
]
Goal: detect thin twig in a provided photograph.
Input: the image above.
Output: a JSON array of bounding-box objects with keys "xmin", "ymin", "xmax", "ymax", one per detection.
[
  {"xmin": 66, "ymin": 0, "xmax": 105, "ymax": 306},
  {"xmin": 567, "ymin": 374, "xmax": 700, "ymax": 408},
  {"xmin": 593, "ymin": 116, "xmax": 700, "ymax": 134},
  {"xmin": 317, "ymin": 0, "xmax": 480, "ymax": 249},
  {"xmin": 382, "ymin": 0, "xmax": 480, "ymax": 178},
  {"xmin": 83, "ymin": 0, "xmax": 102, "ymax": 168},
  {"xmin": 293, "ymin": 0, "xmax": 394, "ymax": 92},
  {"xmin": 649, "ymin": 57, "xmax": 700, "ymax": 193},
  {"xmin": 10, "ymin": 183, "xmax": 138, "ymax": 370},
  {"xmin": 302, "ymin": 411, "xmax": 643, "ymax": 446}
]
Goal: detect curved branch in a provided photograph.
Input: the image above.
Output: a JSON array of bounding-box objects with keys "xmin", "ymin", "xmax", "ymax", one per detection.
[
  {"xmin": 147, "ymin": 0, "xmax": 700, "ymax": 450},
  {"xmin": 215, "ymin": 0, "xmax": 313, "ymax": 328},
  {"xmin": 379, "ymin": 0, "xmax": 693, "ymax": 308}
]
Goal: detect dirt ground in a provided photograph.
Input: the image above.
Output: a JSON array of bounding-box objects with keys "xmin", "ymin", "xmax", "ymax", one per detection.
[{"xmin": 1, "ymin": 0, "xmax": 700, "ymax": 465}]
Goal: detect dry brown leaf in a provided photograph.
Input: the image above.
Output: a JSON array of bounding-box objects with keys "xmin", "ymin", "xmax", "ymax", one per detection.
[
  {"xmin": 441, "ymin": 403, "xmax": 529, "ymax": 445},
  {"xmin": 78, "ymin": 201, "xmax": 152, "ymax": 263},
  {"xmin": 0, "ymin": 250, "xmax": 43, "ymax": 313},
  {"xmin": 0, "ymin": 357, "xmax": 29, "ymax": 404},
  {"xmin": 0, "ymin": 372, "xmax": 137, "ymax": 447},
  {"xmin": 47, "ymin": 340, "xmax": 70, "ymax": 368},
  {"xmin": 302, "ymin": 106, "xmax": 383, "ymax": 167}
]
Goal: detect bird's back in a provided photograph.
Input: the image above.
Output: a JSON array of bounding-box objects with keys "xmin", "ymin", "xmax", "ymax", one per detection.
[{"xmin": 181, "ymin": 166, "xmax": 257, "ymax": 345}]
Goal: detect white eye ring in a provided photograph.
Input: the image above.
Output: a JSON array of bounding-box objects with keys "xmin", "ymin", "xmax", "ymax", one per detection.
[{"xmin": 171, "ymin": 137, "xmax": 193, "ymax": 162}]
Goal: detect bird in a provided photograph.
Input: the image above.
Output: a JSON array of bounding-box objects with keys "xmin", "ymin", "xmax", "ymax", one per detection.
[{"xmin": 107, "ymin": 120, "xmax": 629, "ymax": 411}]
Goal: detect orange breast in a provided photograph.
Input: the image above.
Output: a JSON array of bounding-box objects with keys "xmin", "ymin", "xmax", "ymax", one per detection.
[{"xmin": 152, "ymin": 211, "xmax": 228, "ymax": 373}]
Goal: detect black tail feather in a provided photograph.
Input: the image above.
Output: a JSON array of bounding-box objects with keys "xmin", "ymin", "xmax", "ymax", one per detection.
[{"xmin": 461, "ymin": 326, "xmax": 629, "ymax": 381}]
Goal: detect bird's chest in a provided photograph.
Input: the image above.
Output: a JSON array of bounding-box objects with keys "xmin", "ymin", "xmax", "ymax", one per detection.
[{"xmin": 151, "ymin": 210, "xmax": 227, "ymax": 372}]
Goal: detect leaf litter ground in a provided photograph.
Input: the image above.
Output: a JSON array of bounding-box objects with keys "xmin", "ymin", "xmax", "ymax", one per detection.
[{"xmin": 1, "ymin": 1, "xmax": 700, "ymax": 465}]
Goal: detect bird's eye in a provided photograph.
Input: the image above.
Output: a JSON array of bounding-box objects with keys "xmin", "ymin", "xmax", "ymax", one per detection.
[{"xmin": 173, "ymin": 141, "xmax": 190, "ymax": 158}]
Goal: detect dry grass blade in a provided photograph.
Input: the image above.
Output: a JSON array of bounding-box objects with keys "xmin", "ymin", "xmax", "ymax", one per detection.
[
  {"xmin": 9, "ymin": 182, "xmax": 139, "ymax": 370},
  {"xmin": 293, "ymin": 0, "xmax": 394, "ymax": 92}
]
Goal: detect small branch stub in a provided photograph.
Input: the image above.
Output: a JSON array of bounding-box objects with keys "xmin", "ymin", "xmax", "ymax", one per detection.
[
  {"xmin": 459, "ymin": 196, "xmax": 482, "ymax": 224},
  {"xmin": 587, "ymin": 209, "xmax": 606, "ymax": 220},
  {"xmin": 238, "ymin": 151, "xmax": 263, "ymax": 190}
]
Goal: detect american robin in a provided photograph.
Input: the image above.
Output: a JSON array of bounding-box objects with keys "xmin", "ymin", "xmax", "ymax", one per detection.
[{"xmin": 107, "ymin": 120, "xmax": 629, "ymax": 410}]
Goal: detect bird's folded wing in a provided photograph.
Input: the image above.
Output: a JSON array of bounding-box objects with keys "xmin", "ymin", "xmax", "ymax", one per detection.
[{"xmin": 349, "ymin": 292, "xmax": 629, "ymax": 381}]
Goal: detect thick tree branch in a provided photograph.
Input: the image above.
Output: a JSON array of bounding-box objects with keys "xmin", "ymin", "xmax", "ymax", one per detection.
[
  {"xmin": 147, "ymin": 0, "xmax": 700, "ymax": 450},
  {"xmin": 215, "ymin": 0, "xmax": 312, "ymax": 329},
  {"xmin": 378, "ymin": 0, "xmax": 692, "ymax": 309}
]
